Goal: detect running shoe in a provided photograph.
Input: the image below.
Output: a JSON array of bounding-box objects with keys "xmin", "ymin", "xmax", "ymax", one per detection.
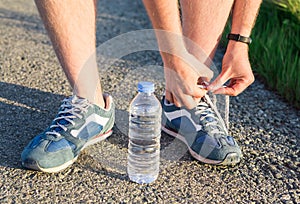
[
  {"xmin": 21, "ymin": 94, "xmax": 115, "ymax": 173},
  {"xmin": 161, "ymin": 94, "xmax": 242, "ymax": 165}
]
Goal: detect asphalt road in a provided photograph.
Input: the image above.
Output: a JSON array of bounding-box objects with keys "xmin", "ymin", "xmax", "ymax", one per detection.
[{"xmin": 0, "ymin": 0, "xmax": 299, "ymax": 203}]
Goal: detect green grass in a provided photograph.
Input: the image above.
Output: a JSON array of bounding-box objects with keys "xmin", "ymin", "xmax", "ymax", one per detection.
[
  {"xmin": 269, "ymin": 0, "xmax": 300, "ymax": 21},
  {"xmin": 222, "ymin": 0, "xmax": 300, "ymax": 108}
]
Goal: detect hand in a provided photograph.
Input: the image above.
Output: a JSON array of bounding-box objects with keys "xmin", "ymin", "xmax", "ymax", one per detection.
[
  {"xmin": 208, "ymin": 42, "xmax": 254, "ymax": 96},
  {"xmin": 163, "ymin": 52, "xmax": 213, "ymax": 109}
]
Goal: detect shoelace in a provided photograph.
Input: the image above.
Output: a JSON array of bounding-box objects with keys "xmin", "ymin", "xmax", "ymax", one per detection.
[
  {"xmin": 195, "ymin": 94, "xmax": 228, "ymax": 135},
  {"xmin": 45, "ymin": 96, "xmax": 91, "ymax": 137}
]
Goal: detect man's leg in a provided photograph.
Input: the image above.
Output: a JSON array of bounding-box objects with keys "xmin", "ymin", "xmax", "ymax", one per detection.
[
  {"xmin": 21, "ymin": 0, "xmax": 116, "ymax": 172},
  {"xmin": 143, "ymin": 0, "xmax": 212, "ymax": 109},
  {"xmin": 35, "ymin": 0, "xmax": 104, "ymax": 108},
  {"xmin": 143, "ymin": 0, "xmax": 242, "ymax": 165},
  {"xmin": 180, "ymin": 0, "xmax": 234, "ymax": 65}
]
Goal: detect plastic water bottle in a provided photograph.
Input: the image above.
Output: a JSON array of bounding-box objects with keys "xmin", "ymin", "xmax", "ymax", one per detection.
[{"xmin": 127, "ymin": 81, "xmax": 162, "ymax": 184}]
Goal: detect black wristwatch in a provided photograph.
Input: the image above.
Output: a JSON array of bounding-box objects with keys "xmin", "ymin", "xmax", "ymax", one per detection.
[{"xmin": 226, "ymin": 33, "xmax": 252, "ymax": 45}]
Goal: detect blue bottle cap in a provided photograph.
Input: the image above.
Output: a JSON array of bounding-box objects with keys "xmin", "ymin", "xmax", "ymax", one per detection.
[{"xmin": 138, "ymin": 81, "xmax": 155, "ymax": 93}]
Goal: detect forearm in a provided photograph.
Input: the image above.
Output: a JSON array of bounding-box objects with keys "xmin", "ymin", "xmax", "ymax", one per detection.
[
  {"xmin": 227, "ymin": 0, "xmax": 262, "ymax": 53},
  {"xmin": 231, "ymin": 0, "xmax": 262, "ymax": 37}
]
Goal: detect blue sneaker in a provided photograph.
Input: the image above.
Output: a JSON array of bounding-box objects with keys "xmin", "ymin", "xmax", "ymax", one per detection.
[
  {"xmin": 161, "ymin": 94, "xmax": 242, "ymax": 165},
  {"xmin": 21, "ymin": 94, "xmax": 115, "ymax": 173}
]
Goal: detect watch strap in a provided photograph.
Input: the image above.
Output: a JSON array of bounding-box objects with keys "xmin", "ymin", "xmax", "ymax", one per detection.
[{"xmin": 226, "ymin": 33, "xmax": 252, "ymax": 45}]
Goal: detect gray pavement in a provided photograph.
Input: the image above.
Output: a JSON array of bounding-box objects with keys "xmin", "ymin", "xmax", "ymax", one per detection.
[{"xmin": 0, "ymin": 0, "xmax": 299, "ymax": 203}]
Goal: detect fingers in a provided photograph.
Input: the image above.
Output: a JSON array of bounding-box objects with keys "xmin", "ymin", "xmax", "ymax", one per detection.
[
  {"xmin": 175, "ymin": 85, "xmax": 206, "ymax": 108},
  {"xmin": 207, "ymin": 62, "xmax": 255, "ymax": 96},
  {"xmin": 198, "ymin": 77, "xmax": 209, "ymax": 85},
  {"xmin": 207, "ymin": 70, "xmax": 229, "ymax": 93},
  {"xmin": 165, "ymin": 87, "xmax": 206, "ymax": 109},
  {"xmin": 166, "ymin": 89, "xmax": 194, "ymax": 108},
  {"xmin": 191, "ymin": 84, "xmax": 207, "ymax": 98},
  {"xmin": 174, "ymin": 94, "xmax": 197, "ymax": 109},
  {"xmin": 213, "ymin": 83, "xmax": 243, "ymax": 96},
  {"xmin": 165, "ymin": 90, "xmax": 184, "ymax": 108},
  {"xmin": 165, "ymin": 90, "xmax": 174, "ymax": 103},
  {"xmin": 212, "ymin": 76, "xmax": 255, "ymax": 96}
]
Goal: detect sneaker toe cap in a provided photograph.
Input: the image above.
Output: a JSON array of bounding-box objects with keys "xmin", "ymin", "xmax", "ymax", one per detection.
[
  {"xmin": 21, "ymin": 138, "xmax": 74, "ymax": 170},
  {"xmin": 192, "ymin": 134, "xmax": 242, "ymax": 163}
]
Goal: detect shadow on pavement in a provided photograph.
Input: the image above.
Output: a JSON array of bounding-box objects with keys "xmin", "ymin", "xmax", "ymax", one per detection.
[{"xmin": 0, "ymin": 82, "xmax": 65, "ymax": 169}]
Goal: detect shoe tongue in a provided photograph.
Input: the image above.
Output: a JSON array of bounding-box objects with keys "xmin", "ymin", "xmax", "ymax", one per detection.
[
  {"xmin": 198, "ymin": 101, "xmax": 213, "ymax": 121},
  {"xmin": 197, "ymin": 98, "xmax": 222, "ymax": 132},
  {"xmin": 197, "ymin": 94, "xmax": 228, "ymax": 135},
  {"xmin": 52, "ymin": 96, "xmax": 85, "ymax": 132}
]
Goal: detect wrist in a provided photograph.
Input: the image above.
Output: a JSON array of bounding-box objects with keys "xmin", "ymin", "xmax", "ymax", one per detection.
[
  {"xmin": 226, "ymin": 40, "xmax": 249, "ymax": 53},
  {"xmin": 227, "ymin": 33, "xmax": 252, "ymax": 45}
]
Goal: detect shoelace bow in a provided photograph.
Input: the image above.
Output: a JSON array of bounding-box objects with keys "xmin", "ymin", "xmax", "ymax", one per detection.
[
  {"xmin": 195, "ymin": 100, "xmax": 226, "ymax": 135},
  {"xmin": 46, "ymin": 97, "xmax": 91, "ymax": 137}
]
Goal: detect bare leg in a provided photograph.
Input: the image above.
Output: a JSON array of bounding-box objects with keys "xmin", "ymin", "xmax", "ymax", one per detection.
[
  {"xmin": 143, "ymin": 0, "xmax": 212, "ymax": 109},
  {"xmin": 180, "ymin": 0, "xmax": 234, "ymax": 65},
  {"xmin": 35, "ymin": 0, "xmax": 104, "ymax": 108}
]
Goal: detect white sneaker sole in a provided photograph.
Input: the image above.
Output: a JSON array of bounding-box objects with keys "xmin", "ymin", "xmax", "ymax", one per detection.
[{"xmin": 161, "ymin": 126, "xmax": 241, "ymax": 165}]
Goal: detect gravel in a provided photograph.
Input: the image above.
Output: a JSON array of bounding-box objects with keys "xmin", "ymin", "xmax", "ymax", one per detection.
[{"xmin": 0, "ymin": 0, "xmax": 299, "ymax": 203}]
